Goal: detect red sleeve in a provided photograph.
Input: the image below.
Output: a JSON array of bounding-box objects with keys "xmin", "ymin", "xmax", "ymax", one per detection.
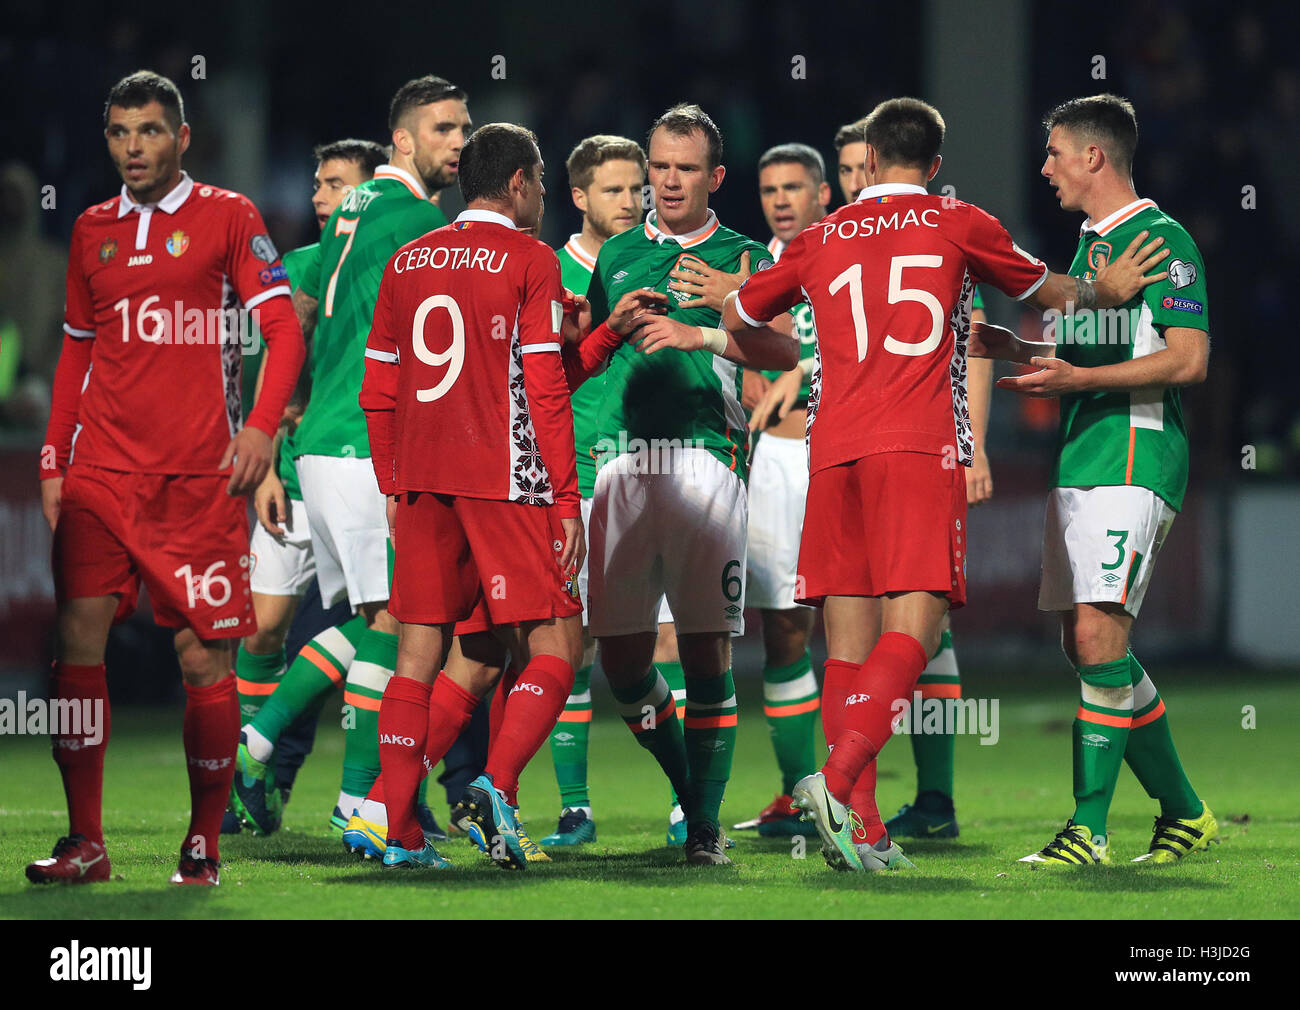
[
  {"xmin": 244, "ymin": 295, "xmax": 305, "ymax": 438},
  {"xmin": 519, "ymin": 249, "xmax": 579, "ymax": 515},
  {"xmin": 63, "ymin": 220, "xmax": 96, "ymax": 336},
  {"xmin": 41, "ymin": 334, "xmax": 94, "ymax": 479},
  {"xmin": 226, "ymin": 194, "xmax": 294, "ymax": 309},
  {"xmin": 961, "ymin": 205, "xmax": 1049, "ymax": 301},
  {"xmin": 733, "ymin": 230, "xmax": 806, "ymax": 324},
  {"xmin": 559, "ymin": 322, "xmax": 624, "ymax": 390},
  {"xmin": 359, "ymin": 265, "xmax": 399, "ymax": 494}
]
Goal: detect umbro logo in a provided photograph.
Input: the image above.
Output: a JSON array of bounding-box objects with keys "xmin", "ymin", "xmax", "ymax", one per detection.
[
  {"xmin": 1081, "ymin": 733, "xmax": 1111, "ymax": 749},
  {"xmin": 612, "ymin": 270, "xmax": 629, "ymax": 282}
]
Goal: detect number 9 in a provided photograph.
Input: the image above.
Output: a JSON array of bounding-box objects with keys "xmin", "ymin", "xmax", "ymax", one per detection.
[{"xmin": 412, "ymin": 294, "xmax": 466, "ymax": 402}]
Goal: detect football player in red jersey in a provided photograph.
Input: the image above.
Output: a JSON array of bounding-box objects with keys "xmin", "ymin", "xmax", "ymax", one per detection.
[
  {"xmin": 28, "ymin": 71, "xmax": 304, "ymax": 887},
  {"xmin": 637, "ymin": 97, "xmax": 1169, "ymax": 871},
  {"xmin": 360, "ymin": 123, "xmax": 663, "ymax": 870}
]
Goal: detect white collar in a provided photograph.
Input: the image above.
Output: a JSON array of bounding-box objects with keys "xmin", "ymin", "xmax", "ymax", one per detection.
[
  {"xmin": 1080, "ymin": 197, "xmax": 1159, "ymax": 236},
  {"xmin": 117, "ymin": 171, "xmax": 194, "ymax": 218},
  {"xmin": 374, "ymin": 164, "xmax": 430, "ymax": 201},
  {"xmin": 643, "ymin": 209, "xmax": 719, "ymax": 247},
  {"xmin": 854, "ymin": 182, "xmax": 929, "ymax": 202},
  {"xmin": 455, "ymin": 208, "xmax": 517, "ymax": 229}
]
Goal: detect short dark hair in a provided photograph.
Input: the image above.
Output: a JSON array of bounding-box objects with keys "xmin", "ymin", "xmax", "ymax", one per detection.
[
  {"xmin": 758, "ymin": 143, "xmax": 825, "ymax": 185},
  {"xmin": 104, "ymin": 70, "xmax": 185, "ymax": 133},
  {"xmin": 313, "ymin": 138, "xmax": 388, "ymax": 177},
  {"xmin": 647, "ymin": 103, "xmax": 723, "ymax": 170},
  {"xmin": 833, "ymin": 118, "xmax": 867, "ymax": 152},
  {"xmin": 566, "ymin": 135, "xmax": 646, "ymax": 192},
  {"xmin": 458, "ymin": 123, "xmax": 540, "ymax": 204},
  {"xmin": 861, "ymin": 98, "xmax": 945, "ymax": 170},
  {"xmin": 1043, "ymin": 94, "xmax": 1139, "ymax": 176},
  {"xmin": 388, "ymin": 75, "xmax": 467, "ymax": 132}
]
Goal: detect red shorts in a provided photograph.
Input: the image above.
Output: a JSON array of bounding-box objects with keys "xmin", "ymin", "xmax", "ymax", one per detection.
[
  {"xmin": 53, "ymin": 464, "xmax": 255, "ymax": 638},
  {"xmin": 389, "ymin": 492, "xmax": 582, "ymax": 626},
  {"xmin": 796, "ymin": 451, "xmax": 967, "ymax": 608}
]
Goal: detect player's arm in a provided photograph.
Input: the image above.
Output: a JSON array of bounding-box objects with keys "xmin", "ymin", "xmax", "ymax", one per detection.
[
  {"xmin": 559, "ymin": 288, "xmax": 670, "ymax": 389},
  {"xmin": 966, "ymin": 300, "xmax": 993, "ymax": 505},
  {"xmin": 358, "ymin": 266, "xmax": 400, "ymax": 495},
  {"xmin": 1024, "ymin": 230, "xmax": 1169, "ymax": 312},
  {"xmin": 998, "ymin": 326, "xmax": 1208, "ymax": 398},
  {"xmin": 632, "ymin": 296, "xmax": 799, "ymax": 371},
  {"xmin": 667, "ymin": 250, "xmax": 752, "ymax": 311}
]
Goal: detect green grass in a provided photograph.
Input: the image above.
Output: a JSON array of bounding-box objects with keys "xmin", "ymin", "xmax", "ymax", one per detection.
[{"xmin": 2, "ymin": 672, "xmax": 1297, "ymax": 919}]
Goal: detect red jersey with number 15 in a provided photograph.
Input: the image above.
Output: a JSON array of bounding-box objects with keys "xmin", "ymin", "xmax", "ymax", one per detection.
[
  {"xmin": 735, "ymin": 183, "xmax": 1048, "ymax": 475},
  {"xmin": 60, "ymin": 173, "xmax": 292, "ymax": 474}
]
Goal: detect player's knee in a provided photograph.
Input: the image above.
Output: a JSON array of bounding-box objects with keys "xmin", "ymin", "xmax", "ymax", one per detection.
[
  {"xmin": 176, "ymin": 634, "xmax": 231, "ymax": 686},
  {"xmin": 243, "ymin": 626, "xmax": 285, "ymax": 656}
]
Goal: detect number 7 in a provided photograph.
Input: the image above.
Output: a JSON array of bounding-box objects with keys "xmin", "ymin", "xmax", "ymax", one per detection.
[{"xmin": 323, "ymin": 216, "xmax": 360, "ymax": 318}]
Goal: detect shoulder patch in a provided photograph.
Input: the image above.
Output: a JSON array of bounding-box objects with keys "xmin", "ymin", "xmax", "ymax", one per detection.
[
  {"xmin": 250, "ymin": 234, "xmax": 279, "ymax": 263},
  {"xmin": 1166, "ymin": 258, "xmax": 1198, "ymax": 290}
]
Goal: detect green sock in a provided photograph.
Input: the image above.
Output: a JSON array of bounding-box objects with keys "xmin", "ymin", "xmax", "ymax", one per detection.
[
  {"xmin": 1125, "ymin": 652, "xmax": 1201, "ymax": 819},
  {"xmin": 549, "ymin": 663, "xmax": 593, "ymax": 811},
  {"xmin": 912, "ymin": 628, "xmax": 960, "ymax": 801},
  {"xmin": 683, "ymin": 669, "xmax": 737, "ymax": 831},
  {"xmin": 658, "ymin": 660, "xmax": 686, "ymax": 807},
  {"xmin": 1072, "ymin": 656, "xmax": 1134, "ymax": 837},
  {"xmin": 340, "ymin": 626, "xmax": 397, "ymax": 798},
  {"xmin": 417, "ymin": 774, "xmax": 429, "ymax": 810},
  {"xmin": 251, "ymin": 614, "xmax": 365, "ymax": 746},
  {"xmin": 611, "ymin": 667, "xmax": 690, "ymax": 809},
  {"xmin": 236, "ymin": 646, "xmax": 285, "ymax": 726},
  {"xmin": 761, "ymin": 649, "xmax": 818, "ymax": 795}
]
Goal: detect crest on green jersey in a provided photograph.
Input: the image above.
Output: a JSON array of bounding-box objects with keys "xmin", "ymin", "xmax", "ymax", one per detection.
[{"xmin": 1086, "ymin": 239, "xmax": 1112, "ymax": 274}]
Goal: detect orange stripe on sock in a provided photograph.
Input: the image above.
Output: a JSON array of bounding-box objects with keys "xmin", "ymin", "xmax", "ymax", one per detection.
[
  {"xmin": 1076, "ymin": 706, "xmax": 1132, "ymax": 728},
  {"xmin": 299, "ymin": 643, "xmax": 344, "ymax": 685},
  {"xmin": 763, "ymin": 697, "xmax": 821, "ymax": 718},
  {"xmin": 557, "ymin": 709, "xmax": 593, "ymax": 723},
  {"xmin": 918, "ymin": 683, "xmax": 962, "ymax": 700},
  {"xmin": 1130, "ymin": 698, "xmax": 1166, "ymax": 729},
  {"xmin": 684, "ymin": 713, "xmax": 738, "ymax": 729},
  {"xmin": 236, "ymin": 677, "xmax": 278, "ymax": 696},
  {"xmin": 344, "ymin": 690, "xmax": 382, "ymax": 712}
]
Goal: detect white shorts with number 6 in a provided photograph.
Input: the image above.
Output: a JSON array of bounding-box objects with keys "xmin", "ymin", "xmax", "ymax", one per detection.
[
  {"xmin": 746, "ymin": 432, "xmax": 809, "ymax": 611},
  {"xmin": 296, "ymin": 454, "xmax": 391, "ymax": 611},
  {"xmin": 588, "ymin": 447, "xmax": 745, "ymax": 637},
  {"xmin": 249, "ymin": 497, "xmax": 316, "ymax": 596},
  {"xmin": 1038, "ymin": 485, "xmax": 1176, "ymax": 618}
]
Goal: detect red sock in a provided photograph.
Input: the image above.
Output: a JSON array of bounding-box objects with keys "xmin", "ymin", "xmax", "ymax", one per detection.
[
  {"xmin": 489, "ymin": 662, "xmax": 518, "ymax": 751},
  {"xmin": 183, "ymin": 675, "xmax": 240, "ymax": 863},
  {"xmin": 425, "ymin": 673, "xmax": 481, "ymax": 776},
  {"xmin": 51, "ymin": 662, "xmax": 111, "ymax": 846},
  {"xmin": 822, "ymin": 632, "xmax": 928, "ymax": 802},
  {"xmin": 820, "ymin": 658, "xmax": 858, "ymax": 748},
  {"xmin": 378, "ymin": 676, "xmax": 432, "ymax": 851},
  {"xmin": 485, "ymin": 655, "xmax": 573, "ymax": 806},
  {"xmin": 849, "ymin": 760, "xmax": 885, "ymax": 845},
  {"xmin": 363, "ymin": 774, "xmax": 384, "ymax": 804}
]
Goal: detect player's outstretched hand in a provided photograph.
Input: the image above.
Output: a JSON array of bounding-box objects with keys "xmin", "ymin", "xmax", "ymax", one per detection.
[
  {"xmin": 221, "ymin": 426, "xmax": 273, "ymax": 497},
  {"xmin": 668, "ymin": 251, "xmax": 750, "ymax": 312},
  {"xmin": 741, "ymin": 369, "xmax": 772, "ymax": 412},
  {"xmin": 966, "ymin": 448, "xmax": 993, "ymax": 506},
  {"xmin": 968, "ymin": 321, "xmax": 1055, "ymax": 363},
  {"xmin": 255, "ymin": 469, "xmax": 289, "ymax": 536},
  {"xmin": 561, "ymin": 289, "xmax": 591, "ymax": 344},
  {"xmin": 40, "ymin": 476, "xmax": 63, "ymax": 532},
  {"xmin": 996, "ymin": 356, "xmax": 1082, "ymax": 398},
  {"xmin": 631, "ymin": 314, "xmax": 707, "ymax": 355},
  {"xmin": 558, "ymin": 515, "xmax": 585, "ymax": 579},
  {"xmin": 748, "ymin": 368, "xmax": 801, "ymax": 432},
  {"xmin": 608, "ymin": 289, "xmax": 670, "ymax": 335},
  {"xmin": 1093, "ymin": 229, "xmax": 1169, "ymax": 307}
]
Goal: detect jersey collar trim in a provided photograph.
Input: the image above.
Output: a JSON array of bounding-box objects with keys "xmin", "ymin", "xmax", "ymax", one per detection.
[
  {"xmin": 455, "ymin": 208, "xmax": 517, "ymax": 229},
  {"xmin": 564, "ymin": 234, "xmax": 597, "ymax": 271},
  {"xmin": 767, "ymin": 235, "xmax": 786, "ymax": 259},
  {"xmin": 375, "ymin": 164, "xmax": 429, "ymax": 201},
  {"xmin": 1081, "ymin": 197, "xmax": 1158, "ymax": 237},
  {"xmin": 855, "ymin": 182, "xmax": 928, "ymax": 202},
  {"xmin": 643, "ymin": 209, "xmax": 719, "ymax": 248},
  {"xmin": 116, "ymin": 171, "xmax": 195, "ymax": 218}
]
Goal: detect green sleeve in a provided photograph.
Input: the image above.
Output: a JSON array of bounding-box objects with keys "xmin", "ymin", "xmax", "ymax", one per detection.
[
  {"xmin": 283, "ymin": 243, "xmax": 320, "ymax": 295},
  {"xmin": 587, "ymin": 254, "xmax": 611, "ymax": 326},
  {"xmin": 973, "ymin": 285, "xmax": 985, "ymax": 312},
  {"xmin": 298, "ymin": 226, "xmax": 326, "ymax": 299},
  {"xmin": 1145, "ymin": 225, "xmax": 1208, "ymax": 333}
]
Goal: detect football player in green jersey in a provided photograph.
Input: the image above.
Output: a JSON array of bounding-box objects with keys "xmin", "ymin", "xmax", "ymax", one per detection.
[
  {"xmin": 228, "ymin": 139, "xmax": 386, "ymax": 835},
  {"xmin": 1003, "ymin": 94, "xmax": 1216, "ymax": 867},
  {"xmin": 585, "ymin": 104, "xmax": 792, "ymax": 864}
]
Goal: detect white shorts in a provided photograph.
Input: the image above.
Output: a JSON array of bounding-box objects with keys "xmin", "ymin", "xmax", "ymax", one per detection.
[
  {"xmin": 1039, "ymin": 485, "xmax": 1176, "ymax": 618},
  {"xmin": 249, "ymin": 497, "xmax": 316, "ymax": 596},
  {"xmin": 296, "ymin": 454, "xmax": 391, "ymax": 610},
  {"xmin": 578, "ymin": 496, "xmax": 673, "ymax": 627},
  {"xmin": 588, "ymin": 447, "xmax": 745, "ymax": 638},
  {"xmin": 746, "ymin": 432, "xmax": 809, "ymax": 611}
]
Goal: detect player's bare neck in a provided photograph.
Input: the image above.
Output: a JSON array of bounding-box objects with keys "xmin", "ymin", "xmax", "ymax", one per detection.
[
  {"xmin": 128, "ymin": 169, "xmax": 184, "ymax": 207},
  {"xmin": 577, "ymin": 222, "xmax": 605, "ymax": 259},
  {"xmin": 655, "ymin": 208, "xmax": 709, "ymax": 237},
  {"xmin": 873, "ymin": 167, "xmax": 928, "ymax": 190},
  {"xmin": 1082, "ymin": 179, "xmax": 1140, "ymax": 228}
]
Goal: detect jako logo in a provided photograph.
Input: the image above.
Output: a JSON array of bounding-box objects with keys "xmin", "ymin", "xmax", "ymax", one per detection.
[
  {"xmin": 510, "ymin": 682, "xmax": 544, "ymax": 697},
  {"xmin": 380, "ymin": 734, "xmax": 416, "ymax": 747},
  {"xmin": 845, "ymin": 693, "xmax": 872, "ymax": 706},
  {"xmin": 50, "ymin": 941, "xmax": 151, "ymax": 990},
  {"xmin": 211, "ymin": 616, "xmax": 241, "ymax": 630}
]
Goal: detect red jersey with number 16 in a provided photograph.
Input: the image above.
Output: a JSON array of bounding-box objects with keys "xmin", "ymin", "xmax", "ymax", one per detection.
[
  {"xmin": 360, "ymin": 209, "xmax": 579, "ymax": 513},
  {"xmin": 735, "ymin": 183, "xmax": 1048, "ymax": 475}
]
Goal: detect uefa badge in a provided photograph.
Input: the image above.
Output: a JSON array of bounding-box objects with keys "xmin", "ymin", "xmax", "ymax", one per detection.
[{"xmin": 166, "ymin": 230, "xmax": 190, "ymax": 257}]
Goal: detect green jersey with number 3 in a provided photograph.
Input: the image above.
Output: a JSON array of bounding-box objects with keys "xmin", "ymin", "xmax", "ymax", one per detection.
[
  {"xmin": 293, "ymin": 166, "xmax": 448, "ymax": 460},
  {"xmin": 558, "ymin": 236, "xmax": 601, "ymax": 498},
  {"xmin": 1052, "ymin": 199, "xmax": 1208, "ymax": 511},
  {"xmin": 587, "ymin": 211, "xmax": 772, "ymax": 482}
]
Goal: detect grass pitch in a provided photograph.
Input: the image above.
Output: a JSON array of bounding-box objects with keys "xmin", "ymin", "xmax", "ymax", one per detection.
[{"xmin": 1, "ymin": 670, "xmax": 1296, "ymax": 919}]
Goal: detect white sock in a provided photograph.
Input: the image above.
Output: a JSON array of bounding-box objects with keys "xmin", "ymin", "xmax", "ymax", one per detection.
[
  {"xmin": 358, "ymin": 797, "xmax": 388, "ymax": 826},
  {"xmin": 244, "ymin": 726, "xmax": 274, "ymax": 764},
  {"xmin": 337, "ymin": 791, "xmax": 365, "ymax": 818}
]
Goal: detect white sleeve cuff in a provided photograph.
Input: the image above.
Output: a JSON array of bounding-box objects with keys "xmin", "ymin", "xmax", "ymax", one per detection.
[{"xmin": 244, "ymin": 285, "xmax": 293, "ymax": 310}]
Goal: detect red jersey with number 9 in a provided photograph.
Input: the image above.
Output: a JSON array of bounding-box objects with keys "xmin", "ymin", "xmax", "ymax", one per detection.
[
  {"xmin": 60, "ymin": 173, "xmax": 292, "ymax": 474},
  {"xmin": 360, "ymin": 209, "xmax": 577, "ymax": 509},
  {"xmin": 735, "ymin": 183, "xmax": 1048, "ymax": 475}
]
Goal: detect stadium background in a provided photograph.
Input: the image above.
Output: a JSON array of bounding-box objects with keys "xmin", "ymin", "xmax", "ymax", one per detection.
[{"xmin": 0, "ymin": 0, "xmax": 1296, "ymax": 698}]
